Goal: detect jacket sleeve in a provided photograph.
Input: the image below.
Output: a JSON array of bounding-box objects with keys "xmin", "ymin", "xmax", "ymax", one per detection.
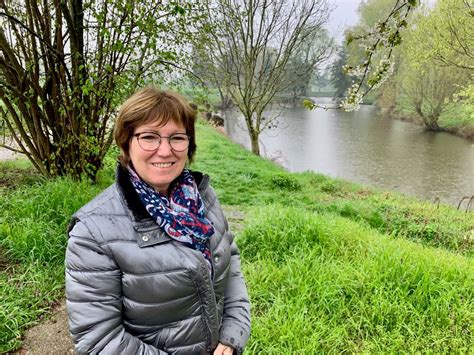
[
  {"xmin": 65, "ymin": 219, "xmax": 169, "ymax": 355},
  {"xmin": 218, "ymin": 236, "xmax": 251, "ymax": 353}
]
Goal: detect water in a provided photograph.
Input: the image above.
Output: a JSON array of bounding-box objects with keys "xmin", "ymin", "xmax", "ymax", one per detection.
[{"xmin": 224, "ymin": 99, "xmax": 474, "ymax": 206}]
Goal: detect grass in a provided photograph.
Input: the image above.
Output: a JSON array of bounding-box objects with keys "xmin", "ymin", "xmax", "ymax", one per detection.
[
  {"xmin": 0, "ymin": 160, "xmax": 114, "ymax": 351},
  {"xmin": 0, "ymin": 159, "xmax": 44, "ymax": 190},
  {"xmin": 193, "ymin": 124, "xmax": 473, "ymax": 256},
  {"xmin": 0, "ymin": 121, "xmax": 472, "ymax": 352},
  {"xmin": 240, "ymin": 207, "xmax": 473, "ymax": 353}
]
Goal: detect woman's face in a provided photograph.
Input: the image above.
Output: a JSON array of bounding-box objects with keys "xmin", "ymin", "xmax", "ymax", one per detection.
[{"xmin": 129, "ymin": 119, "xmax": 188, "ymax": 195}]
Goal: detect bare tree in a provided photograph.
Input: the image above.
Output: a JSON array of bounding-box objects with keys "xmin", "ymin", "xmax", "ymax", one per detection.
[
  {"xmin": 0, "ymin": 0, "xmax": 198, "ymax": 180},
  {"xmin": 198, "ymin": 0, "xmax": 332, "ymax": 156}
]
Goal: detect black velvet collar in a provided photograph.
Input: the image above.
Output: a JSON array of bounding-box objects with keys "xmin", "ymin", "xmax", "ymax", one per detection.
[{"xmin": 115, "ymin": 164, "xmax": 205, "ymax": 222}]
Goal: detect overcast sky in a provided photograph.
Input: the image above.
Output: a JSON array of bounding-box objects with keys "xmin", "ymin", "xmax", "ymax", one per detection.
[{"xmin": 325, "ymin": 0, "xmax": 363, "ymax": 44}]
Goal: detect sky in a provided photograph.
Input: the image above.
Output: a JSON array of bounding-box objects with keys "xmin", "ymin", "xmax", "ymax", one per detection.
[
  {"xmin": 325, "ymin": 0, "xmax": 363, "ymax": 45},
  {"xmin": 326, "ymin": 0, "xmax": 437, "ymax": 44}
]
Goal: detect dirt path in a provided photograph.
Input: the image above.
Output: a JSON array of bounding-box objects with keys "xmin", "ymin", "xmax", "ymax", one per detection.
[
  {"xmin": 11, "ymin": 300, "xmax": 73, "ymax": 354},
  {"xmin": 0, "ymin": 147, "xmax": 20, "ymax": 161}
]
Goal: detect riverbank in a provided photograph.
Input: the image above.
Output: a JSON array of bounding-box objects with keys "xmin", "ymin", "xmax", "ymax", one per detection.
[
  {"xmin": 378, "ymin": 106, "xmax": 474, "ymax": 141},
  {"xmin": 0, "ymin": 121, "xmax": 472, "ymax": 352}
]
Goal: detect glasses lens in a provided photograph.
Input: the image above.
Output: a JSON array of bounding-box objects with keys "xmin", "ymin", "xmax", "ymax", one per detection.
[
  {"xmin": 138, "ymin": 133, "xmax": 161, "ymax": 151},
  {"xmin": 169, "ymin": 134, "xmax": 190, "ymax": 151}
]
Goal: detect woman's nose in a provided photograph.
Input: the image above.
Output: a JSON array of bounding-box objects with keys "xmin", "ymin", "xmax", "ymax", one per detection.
[{"xmin": 156, "ymin": 138, "xmax": 173, "ymax": 155}]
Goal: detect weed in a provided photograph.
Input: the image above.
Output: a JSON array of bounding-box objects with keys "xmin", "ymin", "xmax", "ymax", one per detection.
[
  {"xmin": 239, "ymin": 206, "xmax": 474, "ymax": 353},
  {"xmin": 271, "ymin": 174, "xmax": 301, "ymax": 191}
]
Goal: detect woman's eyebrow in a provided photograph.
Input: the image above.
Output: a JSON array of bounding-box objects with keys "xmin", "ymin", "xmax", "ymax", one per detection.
[{"xmin": 135, "ymin": 130, "xmax": 187, "ymax": 134}]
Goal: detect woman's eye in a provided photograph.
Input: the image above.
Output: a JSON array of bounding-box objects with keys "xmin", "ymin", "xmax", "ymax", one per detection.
[
  {"xmin": 171, "ymin": 135, "xmax": 187, "ymax": 142},
  {"xmin": 141, "ymin": 134, "xmax": 159, "ymax": 141}
]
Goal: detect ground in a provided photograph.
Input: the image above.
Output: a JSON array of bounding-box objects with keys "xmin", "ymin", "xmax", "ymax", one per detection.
[
  {"xmin": 10, "ymin": 301, "xmax": 73, "ymax": 354},
  {"xmin": 0, "ymin": 146, "xmax": 20, "ymax": 160}
]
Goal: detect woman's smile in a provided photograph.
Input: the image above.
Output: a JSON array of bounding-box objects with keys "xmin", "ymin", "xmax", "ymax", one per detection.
[{"xmin": 129, "ymin": 119, "xmax": 188, "ymax": 195}]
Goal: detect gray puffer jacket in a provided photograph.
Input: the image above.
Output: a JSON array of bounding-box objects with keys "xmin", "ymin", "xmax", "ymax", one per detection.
[{"xmin": 65, "ymin": 167, "xmax": 251, "ymax": 354}]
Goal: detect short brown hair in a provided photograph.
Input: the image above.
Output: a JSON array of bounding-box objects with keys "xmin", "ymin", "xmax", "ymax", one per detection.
[{"xmin": 114, "ymin": 87, "xmax": 197, "ymax": 167}]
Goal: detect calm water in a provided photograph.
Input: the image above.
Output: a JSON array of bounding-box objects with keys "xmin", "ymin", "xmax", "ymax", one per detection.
[{"xmin": 224, "ymin": 99, "xmax": 474, "ymax": 206}]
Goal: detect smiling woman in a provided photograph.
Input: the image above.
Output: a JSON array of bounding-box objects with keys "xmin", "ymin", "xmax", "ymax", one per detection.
[
  {"xmin": 128, "ymin": 120, "xmax": 189, "ymax": 195},
  {"xmin": 65, "ymin": 87, "xmax": 251, "ymax": 354}
]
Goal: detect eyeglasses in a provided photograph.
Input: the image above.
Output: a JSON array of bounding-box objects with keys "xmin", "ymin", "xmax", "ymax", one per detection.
[{"xmin": 133, "ymin": 132, "xmax": 190, "ymax": 152}]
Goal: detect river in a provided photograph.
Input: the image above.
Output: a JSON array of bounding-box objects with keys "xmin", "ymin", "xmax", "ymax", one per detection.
[{"xmin": 223, "ymin": 99, "xmax": 474, "ymax": 206}]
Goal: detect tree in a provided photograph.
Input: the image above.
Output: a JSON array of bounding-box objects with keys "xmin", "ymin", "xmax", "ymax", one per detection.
[
  {"xmin": 282, "ymin": 27, "xmax": 333, "ymax": 103},
  {"xmin": 0, "ymin": 0, "xmax": 199, "ymax": 180},
  {"xmin": 394, "ymin": 1, "xmax": 472, "ymax": 130},
  {"xmin": 404, "ymin": 0, "xmax": 474, "ymax": 124},
  {"xmin": 398, "ymin": 60, "xmax": 467, "ymax": 130},
  {"xmin": 198, "ymin": 0, "xmax": 332, "ymax": 156},
  {"xmin": 415, "ymin": 0, "xmax": 473, "ymax": 71},
  {"xmin": 330, "ymin": 46, "xmax": 354, "ymax": 98}
]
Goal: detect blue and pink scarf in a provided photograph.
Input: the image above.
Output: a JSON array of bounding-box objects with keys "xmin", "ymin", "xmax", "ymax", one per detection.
[{"xmin": 127, "ymin": 166, "xmax": 215, "ymax": 278}]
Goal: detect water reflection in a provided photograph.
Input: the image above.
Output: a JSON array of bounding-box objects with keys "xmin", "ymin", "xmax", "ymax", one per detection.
[{"xmin": 224, "ymin": 102, "xmax": 474, "ymax": 206}]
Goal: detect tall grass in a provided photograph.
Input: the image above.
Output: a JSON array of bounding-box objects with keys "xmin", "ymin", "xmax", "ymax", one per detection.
[
  {"xmin": 240, "ymin": 206, "xmax": 473, "ymax": 353},
  {"xmin": 0, "ymin": 163, "xmax": 113, "ymax": 351}
]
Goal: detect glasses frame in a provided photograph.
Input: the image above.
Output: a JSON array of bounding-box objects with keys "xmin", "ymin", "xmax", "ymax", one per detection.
[{"xmin": 133, "ymin": 132, "xmax": 190, "ymax": 152}]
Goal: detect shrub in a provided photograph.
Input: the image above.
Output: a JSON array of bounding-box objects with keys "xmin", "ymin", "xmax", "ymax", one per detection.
[{"xmin": 271, "ymin": 174, "xmax": 301, "ymax": 191}]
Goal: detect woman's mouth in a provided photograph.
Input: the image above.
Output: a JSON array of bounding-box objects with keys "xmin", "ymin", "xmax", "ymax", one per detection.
[{"xmin": 152, "ymin": 162, "xmax": 173, "ymax": 168}]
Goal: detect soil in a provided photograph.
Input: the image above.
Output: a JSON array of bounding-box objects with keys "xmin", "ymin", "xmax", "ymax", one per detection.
[
  {"xmin": 0, "ymin": 143, "xmax": 21, "ymax": 161},
  {"xmin": 9, "ymin": 300, "xmax": 74, "ymax": 355}
]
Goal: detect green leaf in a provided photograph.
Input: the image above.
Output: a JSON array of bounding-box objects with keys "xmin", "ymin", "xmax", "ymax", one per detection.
[
  {"xmin": 345, "ymin": 33, "xmax": 354, "ymax": 46},
  {"xmin": 303, "ymin": 99, "xmax": 316, "ymax": 110}
]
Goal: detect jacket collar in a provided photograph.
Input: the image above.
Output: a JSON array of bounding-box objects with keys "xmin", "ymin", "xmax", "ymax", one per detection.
[{"xmin": 115, "ymin": 164, "xmax": 210, "ymax": 248}]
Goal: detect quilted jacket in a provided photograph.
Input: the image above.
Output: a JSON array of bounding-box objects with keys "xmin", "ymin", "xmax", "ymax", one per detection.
[{"xmin": 65, "ymin": 166, "xmax": 251, "ymax": 354}]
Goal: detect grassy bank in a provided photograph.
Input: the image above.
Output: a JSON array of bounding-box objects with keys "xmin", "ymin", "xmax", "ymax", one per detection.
[
  {"xmin": 386, "ymin": 101, "xmax": 474, "ymax": 140},
  {"xmin": 0, "ymin": 122, "xmax": 472, "ymax": 352},
  {"xmin": 0, "ymin": 161, "xmax": 114, "ymax": 350},
  {"xmin": 240, "ymin": 207, "xmax": 472, "ymax": 352}
]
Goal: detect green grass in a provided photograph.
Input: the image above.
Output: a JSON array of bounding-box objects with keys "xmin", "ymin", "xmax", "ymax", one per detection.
[
  {"xmin": 0, "ymin": 121, "xmax": 472, "ymax": 352},
  {"xmin": 0, "ymin": 262, "xmax": 64, "ymax": 349},
  {"xmin": 240, "ymin": 206, "xmax": 473, "ymax": 353},
  {"xmin": 0, "ymin": 158, "xmax": 44, "ymax": 190},
  {"xmin": 0, "ymin": 161, "xmax": 114, "ymax": 351}
]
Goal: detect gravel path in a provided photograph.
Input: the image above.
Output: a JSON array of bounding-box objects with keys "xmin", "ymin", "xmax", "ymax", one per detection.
[
  {"xmin": 11, "ymin": 300, "xmax": 73, "ymax": 354},
  {"xmin": 0, "ymin": 142, "xmax": 22, "ymax": 161}
]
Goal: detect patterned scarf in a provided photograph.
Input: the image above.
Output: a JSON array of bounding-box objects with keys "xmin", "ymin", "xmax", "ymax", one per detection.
[{"xmin": 127, "ymin": 166, "xmax": 215, "ymax": 278}]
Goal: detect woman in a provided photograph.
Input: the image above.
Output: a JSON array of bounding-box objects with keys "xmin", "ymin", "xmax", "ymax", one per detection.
[{"xmin": 65, "ymin": 87, "xmax": 251, "ymax": 354}]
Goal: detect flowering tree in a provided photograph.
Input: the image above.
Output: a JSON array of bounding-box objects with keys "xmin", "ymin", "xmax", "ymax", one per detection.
[{"xmin": 305, "ymin": 0, "xmax": 419, "ymax": 112}]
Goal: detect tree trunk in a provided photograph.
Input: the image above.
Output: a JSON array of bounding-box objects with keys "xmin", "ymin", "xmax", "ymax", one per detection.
[
  {"xmin": 427, "ymin": 116, "xmax": 441, "ymax": 131},
  {"xmin": 249, "ymin": 129, "xmax": 260, "ymax": 156}
]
